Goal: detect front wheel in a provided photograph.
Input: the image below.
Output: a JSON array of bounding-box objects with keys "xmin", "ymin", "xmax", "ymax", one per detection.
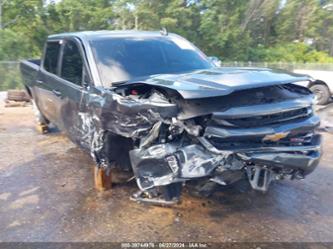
[{"xmin": 310, "ymin": 84, "xmax": 330, "ymax": 105}]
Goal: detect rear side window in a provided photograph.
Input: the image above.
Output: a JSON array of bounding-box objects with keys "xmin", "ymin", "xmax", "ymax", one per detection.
[
  {"xmin": 60, "ymin": 40, "xmax": 83, "ymax": 85},
  {"xmin": 43, "ymin": 41, "xmax": 61, "ymax": 74}
]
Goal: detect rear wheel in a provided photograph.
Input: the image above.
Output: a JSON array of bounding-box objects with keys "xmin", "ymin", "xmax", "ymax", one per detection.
[{"xmin": 310, "ymin": 84, "xmax": 330, "ymax": 105}]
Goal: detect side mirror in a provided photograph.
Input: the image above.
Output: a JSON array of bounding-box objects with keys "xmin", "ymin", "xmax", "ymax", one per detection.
[{"xmin": 208, "ymin": 56, "xmax": 222, "ymax": 67}]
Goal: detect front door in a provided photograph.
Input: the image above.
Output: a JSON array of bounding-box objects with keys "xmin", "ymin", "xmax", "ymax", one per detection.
[{"xmin": 55, "ymin": 38, "xmax": 92, "ymax": 144}]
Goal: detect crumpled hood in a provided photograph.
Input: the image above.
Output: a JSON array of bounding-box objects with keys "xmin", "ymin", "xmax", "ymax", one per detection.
[{"xmin": 125, "ymin": 67, "xmax": 310, "ymax": 99}]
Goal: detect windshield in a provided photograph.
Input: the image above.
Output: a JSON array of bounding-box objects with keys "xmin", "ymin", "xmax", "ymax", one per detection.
[{"xmin": 90, "ymin": 35, "xmax": 213, "ymax": 86}]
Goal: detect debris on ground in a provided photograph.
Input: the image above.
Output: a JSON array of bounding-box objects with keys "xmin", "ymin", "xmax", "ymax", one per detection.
[
  {"xmin": 5, "ymin": 90, "xmax": 31, "ymax": 108},
  {"xmin": 7, "ymin": 90, "xmax": 30, "ymax": 102}
]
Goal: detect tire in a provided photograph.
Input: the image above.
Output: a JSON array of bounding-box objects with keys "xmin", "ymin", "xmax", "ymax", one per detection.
[
  {"xmin": 310, "ymin": 84, "xmax": 331, "ymax": 105},
  {"xmin": 7, "ymin": 90, "xmax": 30, "ymax": 102}
]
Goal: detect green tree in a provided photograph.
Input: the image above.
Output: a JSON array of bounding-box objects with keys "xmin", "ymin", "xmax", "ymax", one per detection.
[
  {"xmin": 274, "ymin": 0, "xmax": 319, "ymax": 42},
  {"xmin": 0, "ymin": 29, "xmax": 32, "ymax": 60},
  {"xmin": 1, "ymin": 0, "xmax": 333, "ymax": 62},
  {"xmin": 198, "ymin": 0, "xmax": 253, "ymax": 60}
]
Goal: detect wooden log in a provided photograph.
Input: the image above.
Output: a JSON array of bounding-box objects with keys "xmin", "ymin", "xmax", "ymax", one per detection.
[
  {"xmin": 36, "ymin": 123, "xmax": 49, "ymax": 134},
  {"xmin": 94, "ymin": 166, "xmax": 112, "ymax": 191}
]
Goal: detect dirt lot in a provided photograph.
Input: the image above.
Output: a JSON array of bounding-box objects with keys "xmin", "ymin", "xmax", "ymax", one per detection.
[{"xmin": 1, "ymin": 102, "xmax": 333, "ymax": 242}]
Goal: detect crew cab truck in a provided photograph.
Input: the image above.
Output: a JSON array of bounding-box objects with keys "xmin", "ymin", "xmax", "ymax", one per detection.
[{"xmin": 21, "ymin": 31, "xmax": 322, "ymax": 204}]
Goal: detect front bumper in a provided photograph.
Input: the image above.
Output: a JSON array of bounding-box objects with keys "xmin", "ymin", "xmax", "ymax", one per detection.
[
  {"xmin": 129, "ymin": 132, "xmax": 322, "ymax": 191},
  {"xmin": 237, "ymin": 133, "xmax": 322, "ymax": 175}
]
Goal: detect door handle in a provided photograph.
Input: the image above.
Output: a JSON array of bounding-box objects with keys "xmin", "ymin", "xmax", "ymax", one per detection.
[
  {"xmin": 52, "ymin": 89, "xmax": 62, "ymax": 97},
  {"xmin": 36, "ymin": 80, "xmax": 44, "ymax": 84}
]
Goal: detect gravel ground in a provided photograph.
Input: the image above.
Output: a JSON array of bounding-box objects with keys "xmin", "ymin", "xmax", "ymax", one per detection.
[{"xmin": 0, "ymin": 104, "xmax": 333, "ymax": 242}]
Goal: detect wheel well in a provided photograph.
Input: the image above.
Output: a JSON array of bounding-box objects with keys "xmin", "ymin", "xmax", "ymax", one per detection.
[
  {"xmin": 24, "ymin": 85, "xmax": 32, "ymax": 98},
  {"xmin": 103, "ymin": 132, "xmax": 134, "ymax": 171},
  {"xmin": 309, "ymin": 80, "xmax": 328, "ymax": 89}
]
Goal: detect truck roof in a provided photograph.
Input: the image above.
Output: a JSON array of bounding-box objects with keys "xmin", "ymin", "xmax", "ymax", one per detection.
[{"xmin": 48, "ymin": 30, "xmax": 173, "ymax": 41}]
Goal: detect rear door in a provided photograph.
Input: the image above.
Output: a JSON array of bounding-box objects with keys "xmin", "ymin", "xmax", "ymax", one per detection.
[{"xmin": 35, "ymin": 40, "xmax": 62, "ymax": 124}]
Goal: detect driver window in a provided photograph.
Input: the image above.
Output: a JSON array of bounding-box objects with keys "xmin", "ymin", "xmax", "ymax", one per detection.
[{"xmin": 61, "ymin": 40, "xmax": 83, "ymax": 85}]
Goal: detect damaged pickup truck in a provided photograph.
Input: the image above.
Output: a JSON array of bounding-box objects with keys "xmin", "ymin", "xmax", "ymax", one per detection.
[{"xmin": 20, "ymin": 31, "xmax": 322, "ymax": 205}]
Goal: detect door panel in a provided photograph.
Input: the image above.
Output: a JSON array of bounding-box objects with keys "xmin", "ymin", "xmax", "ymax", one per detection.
[
  {"xmin": 55, "ymin": 38, "xmax": 89, "ymax": 143},
  {"xmin": 37, "ymin": 71, "xmax": 63, "ymax": 125},
  {"xmin": 53, "ymin": 78, "xmax": 83, "ymax": 138},
  {"xmin": 34, "ymin": 41, "xmax": 62, "ymax": 125}
]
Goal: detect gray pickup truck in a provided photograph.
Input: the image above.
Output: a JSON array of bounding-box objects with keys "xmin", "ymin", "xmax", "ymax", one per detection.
[{"xmin": 20, "ymin": 31, "xmax": 322, "ymax": 204}]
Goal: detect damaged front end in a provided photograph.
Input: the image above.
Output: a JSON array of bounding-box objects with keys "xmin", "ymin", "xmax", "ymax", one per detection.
[{"xmin": 83, "ymin": 73, "xmax": 322, "ymax": 205}]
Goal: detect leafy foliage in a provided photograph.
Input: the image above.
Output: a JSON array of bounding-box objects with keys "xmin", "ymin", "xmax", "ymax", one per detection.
[
  {"xmin": 0, "ymin": 0, "xmax": 333, "ymax": 62},
  {"xmin": 0, "ymin": 30, "xmax": 33, "ymax": 60},
  {"xmin": 0, "ymin": 61, "xmax": 22, "ymax": 90},
  {"xmin": 249, "ymin": 43, "xmax": 333, "ymax": 62}
]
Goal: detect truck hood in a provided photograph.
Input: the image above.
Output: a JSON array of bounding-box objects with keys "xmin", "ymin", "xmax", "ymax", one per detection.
[{"xmin": 122, "ymin": 67, "xmax": 310, "ymax": 99}]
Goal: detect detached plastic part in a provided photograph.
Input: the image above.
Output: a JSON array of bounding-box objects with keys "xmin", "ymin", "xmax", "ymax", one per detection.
[
  {"xmin": 246, "ymin": 166, "xmax": 275, "ymax": 192},
  {"xmin": 130, "ymin": 183, "xmax": 182, "ymax": 205}
]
